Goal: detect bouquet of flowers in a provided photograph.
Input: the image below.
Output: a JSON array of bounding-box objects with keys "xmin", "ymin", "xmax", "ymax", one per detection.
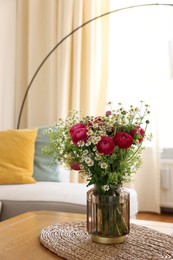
[{"xmin": 42, "ymin": 101, "xmax": 151, "ymax": 195}]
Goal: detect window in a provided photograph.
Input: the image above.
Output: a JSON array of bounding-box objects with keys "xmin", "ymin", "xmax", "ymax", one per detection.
[{"xmin": 106, "ymin": 3, "xmax": 173, "ymax": 148}]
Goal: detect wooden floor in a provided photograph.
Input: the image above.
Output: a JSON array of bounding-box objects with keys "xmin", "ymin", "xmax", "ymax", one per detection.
[{"xmin": 136, "ymin": 212, "xmax": 173, "ymax": 223}]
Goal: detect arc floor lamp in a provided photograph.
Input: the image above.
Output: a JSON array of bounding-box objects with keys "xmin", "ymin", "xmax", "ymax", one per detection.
[{"xmin": 17, "ymin": 2, "xmax": 173, "ymax": 129}]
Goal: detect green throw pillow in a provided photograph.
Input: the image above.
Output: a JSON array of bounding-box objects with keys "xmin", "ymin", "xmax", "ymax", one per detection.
[{"xmin": 33, "ymin": 127, "xmax": 70, "ymax": 182}]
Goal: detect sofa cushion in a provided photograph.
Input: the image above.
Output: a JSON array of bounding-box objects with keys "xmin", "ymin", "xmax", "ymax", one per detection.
[
  {"xmin": 0, "ymin": 129, "xmax": 37, "ymax": 184},
  {"xmin": 33, "ymin": 127, "xmax": 70, "ymax": 182}
]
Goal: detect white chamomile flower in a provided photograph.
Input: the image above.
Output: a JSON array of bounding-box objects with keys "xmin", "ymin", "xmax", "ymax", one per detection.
[
  {"xmin": 87, "ymin": 160, "xmax": 94, "ymax": 167},
  {"xmin": 83, "ymin": 150, "xmax": 89, "ymax": 155},
  {"xmin": 92, "ymin": 146, "xmax": 96, "ymax": 152},
  {"xmin": 78, "ymin": 140, "xmax": 85, "ymax": 147},
  {"xmin": 85, "ymin": 157, "xmax": 94, "ymax": 166},
  {"xmin": 96, "ymin": 136, "xmax": 101, "ymax": 142},
  {"xmin": 85, "ymin": 139, "xmax": 91, "ymax": 146},
  {"xmin": 102, "ymin": 185, "xmax": 110, "ymax": 191},
  {"xmin": 93, "ymin": 122, "xmax": 98, "ymax": 128},
  {"xmin": 85, "ymin": 157, "xmax": 92, "ymax": 164},
  {"xmin": 67, "ymin": 118, "xmax": 72, "ymax": 122},
  {"xmin": 100, "ymin": 163, "xmax": 108, "ymax": 169},
  {"xmin": 88, "ymin": 129, "xmax": 94, "ymax": 135},
  {"xmin": 95, "ymin": 154, "xmax": 101, "ymax": 161},
  {"xmin": 92, "ymin": 137, "xmax": 100, "ymax": 145}
]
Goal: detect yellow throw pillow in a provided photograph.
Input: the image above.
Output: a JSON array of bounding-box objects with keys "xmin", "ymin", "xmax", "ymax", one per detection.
[{"xmin": 0, "ymin": 129, "xmax": 37, "ymax": 184}]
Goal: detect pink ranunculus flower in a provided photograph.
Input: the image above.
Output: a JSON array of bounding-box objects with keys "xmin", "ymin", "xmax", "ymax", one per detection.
[
  {"xmin": 70, "ymin": 162, "xmax": 81, "ymax": 171},
  {"xmin": 94, "ymin": 116, "xmax": 102, "ymax": 123},
  {"xmin": 105, "ymin": 110, "xmax": 112, "ymax": 116},
  {"xmin": 130, "ymin": 126, "xmax": 145, "ymax": 142},
  {"xmin": 71, "ymin": 128, "xmax": 88, "ymax": 146},
  {"xmin": 97, "ymin": 136, "xmax": 115, "ymax": 155},
  {"xmin": 113, "ymin": 132, "xmax": 133, "ymax": 149},
  {"xmin": 87, "ymin": 121, "xmax": 93, "ymax": 127},
  {"xmin": 69, "ymin": 123, "xmax": 86, "ymax": 137}
]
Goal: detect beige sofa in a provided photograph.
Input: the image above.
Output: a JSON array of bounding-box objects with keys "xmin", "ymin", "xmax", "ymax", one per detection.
[{"xmin": 0, "ymin": 182, "xmax": 138, "ymax": 221}]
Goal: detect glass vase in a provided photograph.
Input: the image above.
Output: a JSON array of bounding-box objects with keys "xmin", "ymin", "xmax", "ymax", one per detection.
[{"xmin": 87, "ymin": 186, "xmax": 130, "ymax": 244}]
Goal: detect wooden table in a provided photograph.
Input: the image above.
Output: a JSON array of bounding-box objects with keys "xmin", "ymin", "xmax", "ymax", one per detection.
[{"xmin": 0, "ymin": 211, "xmax": 173, "ymax": 260}]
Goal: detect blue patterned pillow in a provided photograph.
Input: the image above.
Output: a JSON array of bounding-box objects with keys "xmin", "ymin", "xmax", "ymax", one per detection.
[{"xmin": 33, "ymin": 127, "xmax": 70, "ymax": 182}]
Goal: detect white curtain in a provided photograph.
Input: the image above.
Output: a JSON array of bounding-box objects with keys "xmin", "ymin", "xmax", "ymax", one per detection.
[
  {"xmin": 0, "ymin": 0, "xmax": 110, "ymax": 130},
  {"xmin": 15, "ymin": 0, "xmax": 110, "ymax": 129},
  {"xmin": 0, "ymin": 0, "xmax": 17, "ymax": 129}
]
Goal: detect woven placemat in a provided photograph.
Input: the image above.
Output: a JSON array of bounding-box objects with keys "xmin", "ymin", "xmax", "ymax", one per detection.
[{"xmin": 40, "ymin": 221, "xmax": 173, "ymax": 260}]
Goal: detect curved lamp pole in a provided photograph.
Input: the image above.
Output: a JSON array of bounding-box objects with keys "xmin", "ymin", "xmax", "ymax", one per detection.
[{"xmin": 17, "ymin": 2, "xmax": 173, "ymax": 129}]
